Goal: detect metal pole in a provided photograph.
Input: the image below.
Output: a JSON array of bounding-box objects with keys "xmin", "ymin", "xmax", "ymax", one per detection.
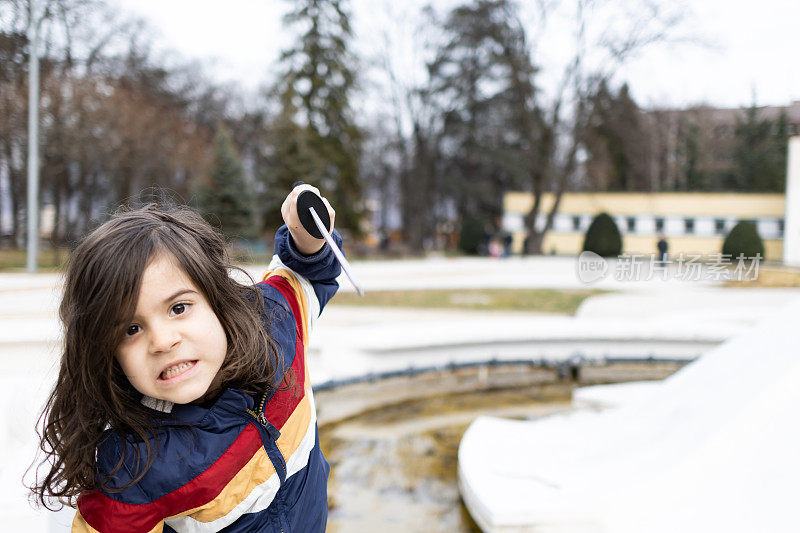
[{"xmin": 26, "ymin": 0, "xmax": 41, "ymax": 273}]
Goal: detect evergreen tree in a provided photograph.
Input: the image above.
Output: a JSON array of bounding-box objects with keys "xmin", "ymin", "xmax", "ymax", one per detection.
[
  {"xmin": 582, "ymin": 212, "xmax": 622, "ymax": 257},
  {"xmin": 272, "ymin": 0, "xmax": 363, "ymax": 236},
  {"xmin": 196, "ymin": 127, "xmax": 254, "ymax": 240},
  {"xmin": 733, "ymin": 104, "xmax": 788, "ymax": 192},
  {"xmin": 429, "ymin": 0, "xmax": 531, "ymax": 228},
  {"xmin": 722, "ymin": 221, "xmax": 764, "ymax": 259},
  {"xmin": 770, "ymin": 111, "xmax": 790, "ymax": 191},
  {"xmin": 261, "ymin": 86, "xmax": 320, "ymax": 231},
  {"xmin": 585, "ymin": 81, "xmax": 650, "ymax": 191},
  {"xmin": 679, "ymin": 121, "xmax": 706, "ymax": 191}
]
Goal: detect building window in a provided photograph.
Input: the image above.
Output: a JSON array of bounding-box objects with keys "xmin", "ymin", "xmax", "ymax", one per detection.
[
  {"xmin": 572, "ymin": 216, "xmax": 581, "ymax": 231},
  {"xmin": 655, "ymin": 217, "xmax": 664, "ymax": 232},
  {"xmin": 626, "ymin": 217, "xmax": 636, "ymax": 232},
  {"xmin": 715, "ymin": 218, "xmax": 726, "ymax": 234},
  {"xmin": 684, "ymin": 218, "xmax": 695, "ymax": 234},
  {"xmin": 779, "ymin": 219, "xmax": 785, "ymax": 236}
]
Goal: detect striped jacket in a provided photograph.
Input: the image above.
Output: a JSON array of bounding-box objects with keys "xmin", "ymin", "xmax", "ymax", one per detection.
[{"xmin": 72, "ymin": 225, "xmax": 342, "ymax": 532}]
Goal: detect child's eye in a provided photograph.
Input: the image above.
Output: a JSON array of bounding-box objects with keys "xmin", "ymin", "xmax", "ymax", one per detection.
[
  {"xmin": 126, "ymin": 325, "xmax": 141, "ymax": 337},
  {"xmin": 170, "ymin": 303, "xmax": 189, "ymax": 316}
]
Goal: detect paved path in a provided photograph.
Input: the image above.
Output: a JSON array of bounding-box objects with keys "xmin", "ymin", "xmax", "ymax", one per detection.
[{"xmin": 0, "ymin": 257, "xmax": 798, "ymax": 530}]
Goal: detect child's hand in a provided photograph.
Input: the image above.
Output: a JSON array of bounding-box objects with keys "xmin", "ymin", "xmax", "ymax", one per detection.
[{"xmin": 281, "ymin": 183, "xmax": 336, "ymax": 255}]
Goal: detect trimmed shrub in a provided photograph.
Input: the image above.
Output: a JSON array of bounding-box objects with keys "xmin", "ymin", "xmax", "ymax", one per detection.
[
  {"xmin": 722, "ymin": 221, "xmax": 764, "ymax": 259},
  {"xmin": 459, "ymin": 216, "xmax": 485, "ymax": 255},
  {"xmin": 582, "ymin": 212, "xmax": 622, "ymax": 257}
]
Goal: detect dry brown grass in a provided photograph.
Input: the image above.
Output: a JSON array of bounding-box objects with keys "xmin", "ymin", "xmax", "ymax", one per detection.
[
  {"xmin": 330, "ymin": 288, "xmax": 605, "ymax": 314},
  {"xmin": 725, "ymin": 265, "xmax": 800, "ymax": 287}
]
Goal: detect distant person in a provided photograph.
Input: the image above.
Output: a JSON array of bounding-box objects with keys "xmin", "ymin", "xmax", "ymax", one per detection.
[
  {"xmin": 489, "ymin": 238, "xmax": 503, "ymax": 258},
  {"xmin": 33, "ymin": 184, "xmax": 342, "ymax": 531},
  {"xmin": 657, "ymin": 234, "xmax": 669, "ymax": 265},
  {"xmin": 503, "ymin": 233, "xmax": 513, "ymax": 257}
]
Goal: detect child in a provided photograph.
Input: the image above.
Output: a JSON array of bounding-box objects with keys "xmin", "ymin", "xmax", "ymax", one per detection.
[{"xmin": 32, "ymin": 184, "xmax": 342, "ymax": 532}]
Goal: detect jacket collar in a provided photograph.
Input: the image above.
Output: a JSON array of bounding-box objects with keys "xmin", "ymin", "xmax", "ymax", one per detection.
[{"xmin": 141, "ymin": 388, "xmax": 255, "ymax": 427}]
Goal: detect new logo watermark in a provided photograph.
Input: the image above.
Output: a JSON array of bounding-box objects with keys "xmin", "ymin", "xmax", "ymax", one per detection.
[
  {"xmin": 576, "ymin": 252, "xmax": 762, "ymax": 284},
  {"xmin": 576, "ymin": 251, "xmax": 609, "ymax": 283}
]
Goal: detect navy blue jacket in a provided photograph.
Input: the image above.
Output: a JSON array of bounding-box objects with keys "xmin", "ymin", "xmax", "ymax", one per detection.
[{"xmin": 73, "ymin": 226, "xmax": 342, "ymax": 532}]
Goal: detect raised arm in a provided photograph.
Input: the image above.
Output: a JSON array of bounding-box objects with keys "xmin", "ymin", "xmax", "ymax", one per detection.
[{"xmin": 259, "ymin": 184, "xmax": 343, "ymax": 343}]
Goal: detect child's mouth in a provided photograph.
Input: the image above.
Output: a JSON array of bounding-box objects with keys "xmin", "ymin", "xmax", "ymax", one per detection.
[{"xmin": 159, "ymin": 360, "xmax": 198, "ymax": 382}]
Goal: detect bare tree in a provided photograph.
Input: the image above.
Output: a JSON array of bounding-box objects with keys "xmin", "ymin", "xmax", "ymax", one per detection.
[
  {"xmin": 363, "ymin": 0, "xmax": 687, "ymax": 254},
  {"xmin": 515, "ymin": 0, "xmax": 689, "ymax": 253},
  {"xmin": 0, "ymin": 0, "xmax": 223, "ymax": 247},
  {"xmin": 363, "ymin": 2, "xmax": 446, "ymax": 252}
]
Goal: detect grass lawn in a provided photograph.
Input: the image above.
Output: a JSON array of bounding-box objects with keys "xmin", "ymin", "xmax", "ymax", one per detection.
[
  {"xmin": 330, "ymin": 288, "xmax": 606, "ymax": 315},
  {"xmin": 0, "ymin": 248, "xmax": 69, "ymax": 272}
]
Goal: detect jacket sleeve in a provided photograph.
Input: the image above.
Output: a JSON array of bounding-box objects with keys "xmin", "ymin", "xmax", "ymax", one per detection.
[
  {"xmin": 72, "ymin": 491, "xmax": 166, "ymax": 533},
  {"xmin": 259, "ymin": 224, "xmax": 342, "ymax": 342},
  {"xmin": 72, "ymin": 507, "xmax": 164, "ymax": 533},
  {"xmin": 256, "ymin": 225, "xmax": 342, "ymax": 454}
]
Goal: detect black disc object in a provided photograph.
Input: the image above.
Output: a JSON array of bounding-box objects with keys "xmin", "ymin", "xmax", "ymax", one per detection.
[{"xmin": 296, "ymin": 190, "xmax": 330, "ymax": 239}]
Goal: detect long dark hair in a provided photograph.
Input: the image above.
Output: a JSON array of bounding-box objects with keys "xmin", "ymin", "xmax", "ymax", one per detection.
[{"xmin": 32, "ymin": 204, "xmax": 283, "ymax": 508}]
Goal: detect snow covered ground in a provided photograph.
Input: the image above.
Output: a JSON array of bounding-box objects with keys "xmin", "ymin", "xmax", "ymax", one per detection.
[
  {"xmin": 458, "ymin": 295, "xmax": 800, "ymax": 532},
  {"xmin": 1, "ymin": 256, "xmax": 797, "ymax": 530}
]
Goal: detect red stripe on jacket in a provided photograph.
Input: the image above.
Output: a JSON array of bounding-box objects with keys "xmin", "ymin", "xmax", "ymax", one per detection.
[
  {"xmin": 260, "ymin": 276, "xmax": 307, "ymax": 430},
  {"xmin": 78, "ymin": 424, "xmax": 263, "ymax": 532}
]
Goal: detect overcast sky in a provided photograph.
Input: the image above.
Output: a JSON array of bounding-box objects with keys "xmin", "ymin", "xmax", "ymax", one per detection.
[{"xmin": 114, "ymin": 0, "xmax": 800, "ymax": 110}]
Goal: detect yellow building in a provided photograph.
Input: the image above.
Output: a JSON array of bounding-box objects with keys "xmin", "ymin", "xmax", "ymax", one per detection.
[{"xmin": 504, "ymin": 192, "xmax": 786, "ymax": 261}]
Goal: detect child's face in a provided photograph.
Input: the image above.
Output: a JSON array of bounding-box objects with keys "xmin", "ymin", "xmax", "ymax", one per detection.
[{"xmin": 116, "ymin": 254, "xmax": 228, "ymax": 405}]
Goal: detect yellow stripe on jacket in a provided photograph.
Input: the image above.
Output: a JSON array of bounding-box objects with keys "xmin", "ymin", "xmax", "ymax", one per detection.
[
  {"xmin": 262, "ymin": 254, "xmax": 321, "ymax": 344},
  {"xmin": 161, "ymin": 392, "xmax": 316, "ymax": 529}
]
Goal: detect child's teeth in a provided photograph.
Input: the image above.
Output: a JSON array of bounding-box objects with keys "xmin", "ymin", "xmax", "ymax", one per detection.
[{"xmin": 161, "ymin": 361, "xmax": 193, "ymax": 379}]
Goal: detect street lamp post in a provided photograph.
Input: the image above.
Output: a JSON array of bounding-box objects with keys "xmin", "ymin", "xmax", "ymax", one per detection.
[{"xmin": 26, "ymin": 0, "xmax": 41, "ymax": 273}]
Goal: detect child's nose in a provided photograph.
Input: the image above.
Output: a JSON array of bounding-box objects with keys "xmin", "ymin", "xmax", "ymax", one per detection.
[{"xmin": 149, "ymin": 325, "xmax": 181, "ymax": 353}]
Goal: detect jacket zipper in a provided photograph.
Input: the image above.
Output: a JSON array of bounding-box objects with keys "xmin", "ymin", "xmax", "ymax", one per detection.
[
  {"xmin": 247, "ymin": 392, "xmax": 288, "ymax": 532},
  {"xmin": 246, "ymin": 391, "xmax": 287, "ymax": 480},
  {"xmin": 246, "ymin": 390, "xmax": 270, "ymax": 427}
]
